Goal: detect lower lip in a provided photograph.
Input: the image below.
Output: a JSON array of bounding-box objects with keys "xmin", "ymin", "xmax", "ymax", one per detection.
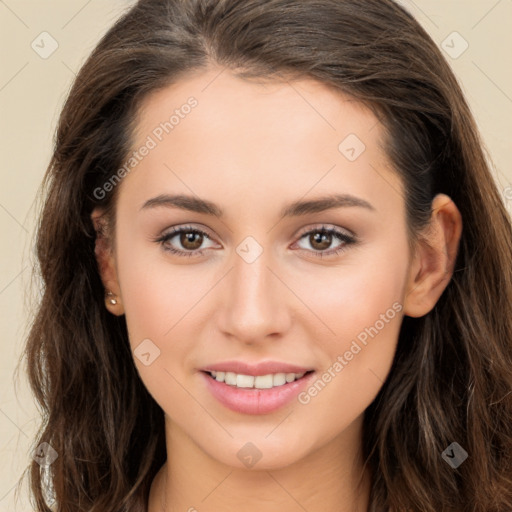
[{"xmin": 200, "ymin": 371, "xmax": 315, "ymax": 415}]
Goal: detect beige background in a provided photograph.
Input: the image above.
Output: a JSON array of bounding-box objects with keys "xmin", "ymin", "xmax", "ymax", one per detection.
[{"xmin": 0, "ymin": 1, "xmax": 511, "ymax": 510}]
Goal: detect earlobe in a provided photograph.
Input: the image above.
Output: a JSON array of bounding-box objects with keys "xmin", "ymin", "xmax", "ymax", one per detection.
[
  {"xmin": 403, "ymin": 194, "xmax": 462, "ymax": 318},
  {"xmin": 91, "ymin": 208, "xmax": 125, "ymax": 316},
  {"xmin": 104, "ymin": 289, "xmax": 124, "ymax": 316}
]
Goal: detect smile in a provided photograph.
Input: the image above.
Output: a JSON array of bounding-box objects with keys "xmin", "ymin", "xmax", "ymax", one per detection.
[
  {"xmin": 206, "ymin": 370, "xmax": 309, "ymax": 389},
  {"xmin": 200, "ymin": 369, "xmax": 315, "ymax": 415}
]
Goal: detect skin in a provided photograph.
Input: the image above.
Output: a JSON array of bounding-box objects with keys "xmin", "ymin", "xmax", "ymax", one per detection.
[{"xmin": 92, "ymin": 66, "xmax": 462, "ymax": 512}]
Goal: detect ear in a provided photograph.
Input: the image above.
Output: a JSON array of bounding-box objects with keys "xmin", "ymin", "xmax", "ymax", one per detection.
[
  {"xmin": 91, "ymin": 207, "xmax": 125, "ymax": 316},
  {"xmin": 403, "ymin": 193, "xmax": 462, "ymax": 318}
]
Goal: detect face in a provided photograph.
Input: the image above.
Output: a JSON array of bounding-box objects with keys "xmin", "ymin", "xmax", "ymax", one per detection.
[{"xmin": 100, "ymin": 67, "xmax": 414, "ymax": 470}]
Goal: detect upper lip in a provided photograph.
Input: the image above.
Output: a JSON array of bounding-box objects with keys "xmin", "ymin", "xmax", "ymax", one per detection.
[{"xmin": 201, "ymin": 360, "xmax": 314, "ymax": 377}]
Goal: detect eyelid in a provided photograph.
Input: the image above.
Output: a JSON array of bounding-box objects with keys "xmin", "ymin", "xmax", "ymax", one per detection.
[
  {"xmin": 158, "ymin": 223, "xmax": 217, "ymax": 241},
  {"xmin": 293, "ymin": 223, "xmax": 356, "ymax": 240}
]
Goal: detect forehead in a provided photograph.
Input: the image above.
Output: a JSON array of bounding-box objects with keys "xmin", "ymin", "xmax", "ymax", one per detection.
[
  {"xmin": 135, "ymin": 67, "xmax": 380, "ymax": 149},
  {"xmin": 120, "ymin": 66, "xmax": 403, "ymax": 221}
]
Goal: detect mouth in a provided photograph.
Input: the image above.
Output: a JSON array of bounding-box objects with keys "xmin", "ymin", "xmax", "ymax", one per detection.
[
  {"xmin": 201, "ymin": 369, "xmax": 315, "ymax": 390},
  {"xmin": 199, "ymin": 366, "xmax": 316, "ymax": 415}
]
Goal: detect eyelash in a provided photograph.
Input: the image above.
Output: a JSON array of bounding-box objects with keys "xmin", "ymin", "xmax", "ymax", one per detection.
[{"xmin": 154, "ymin": 225, "xmax": 357, "ymax": 259}]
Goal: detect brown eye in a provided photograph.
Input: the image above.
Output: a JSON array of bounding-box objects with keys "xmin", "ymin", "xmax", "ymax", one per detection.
[
  {"xmin": 180, "ymin": 231, "xmax": 204, "ymax": 250},
  {"xmin": 295, "ymin": 226, "xmax": 357, "ymax": 258},
  {"xmin": 156, "ymin": 226, "xmax": 217, "ymax": 257},
  {"xmin": 309, "ymin": 231, "xmax": 333, "ymax": 251}
]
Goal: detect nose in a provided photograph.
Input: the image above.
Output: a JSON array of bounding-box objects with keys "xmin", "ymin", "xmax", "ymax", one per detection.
[{"xmin": 216, "ymin": 247, "xmax": 292, "ymax": 345}]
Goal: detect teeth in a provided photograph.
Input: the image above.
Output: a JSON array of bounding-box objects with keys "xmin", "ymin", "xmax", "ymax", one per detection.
[
  {"xmin": 208, "ymin": 370, "xmax": 308, "ymax": 389},
  {"xmin": 236, "ymin": 374, "xmax": 255, "ymax": 388},
  {"xmin": 285, "ymin": 372, "xmax": 296, "ymax": 383},
  {"xmin": 273, "ymin": 373, "xmax": 286, "ymax": 386},
  {"xmin": 254, "ymin": 374, "xmax": 273, "ymax": 389},
  {"xmin": 225, "ymin": 372, "xmax": 237, "ymax": 385}
]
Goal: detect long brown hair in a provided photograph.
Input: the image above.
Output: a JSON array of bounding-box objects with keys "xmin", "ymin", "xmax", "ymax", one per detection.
[{"xmin": 20, "ymin": 0, "xmax": 512, "ymax": 510}]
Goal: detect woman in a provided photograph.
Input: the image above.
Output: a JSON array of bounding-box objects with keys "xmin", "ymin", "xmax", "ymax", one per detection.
[{"xmin": 22, "ymin": 0, "xmax": 512, "ymax": 511}]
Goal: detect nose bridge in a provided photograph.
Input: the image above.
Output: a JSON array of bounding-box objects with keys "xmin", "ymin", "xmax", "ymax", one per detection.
[{"xmin": 218, "ymin": 245, "xmax": 290, "ymax": 342}]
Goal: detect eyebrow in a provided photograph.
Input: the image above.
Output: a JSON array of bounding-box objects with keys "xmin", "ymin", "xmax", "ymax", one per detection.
[{"xmin": 140, "ymin": 193, "xmax": 376, "ymax": 218}]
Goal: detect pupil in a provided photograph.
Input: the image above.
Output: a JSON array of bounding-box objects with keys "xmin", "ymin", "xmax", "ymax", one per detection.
[
  {"xmin": 181, "ymin": 232, "xmax": 202, "ymax": 250},
  {"xmin": 311, "ymin": 231, "xmax": 331, "ymax": 250}
]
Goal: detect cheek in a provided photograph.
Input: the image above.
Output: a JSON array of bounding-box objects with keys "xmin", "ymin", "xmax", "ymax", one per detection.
[
  {"xmin": 115, "ymin": 241, "xmax": 202, "ymax": 420},
  {"xmin": 292, "ymin": 291, "xmax": 403, "ymax": 452},
  {"xmin": 114, "ymin": 229, "xmax": 219, "ymax": 397},
  {"xmin": 115, "ymin": 225, "xmax": 207, "ymax": 341},
  {"xmin": 291, "ymin": 240, "xmax": 407, "ymax": 421},
  {"xmin": 291, "ymin": 234, "xmax": 408, "ymax": 352}
]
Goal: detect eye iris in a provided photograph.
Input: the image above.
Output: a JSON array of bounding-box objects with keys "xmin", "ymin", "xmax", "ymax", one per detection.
[
  {"xmin": 310, "ymin": 231, "xmax": 332, "ymax": 250},
  {"xmin": 180, "ymin": 231, "xmax": 203, "ymax": 250}
]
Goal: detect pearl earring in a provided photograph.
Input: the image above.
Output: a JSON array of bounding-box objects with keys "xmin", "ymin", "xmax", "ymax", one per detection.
[{"xmin": 106, "ymin": 290, "xmax": 118, "ymax": 305}]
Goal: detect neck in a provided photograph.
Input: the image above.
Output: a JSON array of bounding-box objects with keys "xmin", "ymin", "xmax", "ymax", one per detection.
[{"xmin": 149, "ymin": 415, "xmax": 372, "ymax": 512}]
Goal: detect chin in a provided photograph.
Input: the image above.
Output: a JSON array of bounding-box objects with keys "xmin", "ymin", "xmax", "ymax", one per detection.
[{"xmin": 197, "ymin": 432, "xmax": 316, "ymax": 471}]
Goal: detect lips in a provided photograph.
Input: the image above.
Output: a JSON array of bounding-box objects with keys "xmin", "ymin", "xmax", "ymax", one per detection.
[{"xmin": 199, "ymin": 360, "xmax": 316, "ymax": 415}]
